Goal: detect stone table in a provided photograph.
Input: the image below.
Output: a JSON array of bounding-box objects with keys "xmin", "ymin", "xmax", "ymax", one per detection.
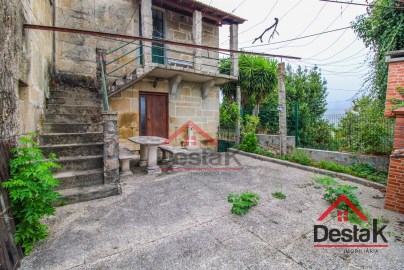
[{"xmin": 128, "ymin": 136, "xmax": 167, "ymax": 174}]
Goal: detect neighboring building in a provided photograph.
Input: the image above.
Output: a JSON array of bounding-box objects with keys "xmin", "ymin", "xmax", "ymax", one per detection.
[{"xmin": 384, "ymin": 50, "xmax": 404, "ymax": 214}]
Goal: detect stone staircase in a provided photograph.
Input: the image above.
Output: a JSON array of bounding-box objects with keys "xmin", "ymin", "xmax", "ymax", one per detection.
[{"xmin": 40, "ymin": 77, "xmax": 120, "ymax": 204}]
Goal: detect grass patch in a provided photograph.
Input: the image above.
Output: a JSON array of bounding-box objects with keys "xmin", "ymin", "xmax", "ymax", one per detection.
[
  {"xmin": 228, "ymin": 192, "xmax": 260, "ymax": 216},
  {"xmin": 272, "ymin": 192, "xmax": 286, "ymax": 200},
  {"xmin": 239, "ymin": 146, "xmax": 388, "ymax": 185}
]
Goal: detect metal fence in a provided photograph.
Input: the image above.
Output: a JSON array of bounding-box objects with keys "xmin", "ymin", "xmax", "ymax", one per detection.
[
  {"xmin": 297, "ymin": 114, "xmax": 395, "ymax": 156},
  {"xmin": 255, "ymin": 112, "xmax": 395, "ymax": 156}
]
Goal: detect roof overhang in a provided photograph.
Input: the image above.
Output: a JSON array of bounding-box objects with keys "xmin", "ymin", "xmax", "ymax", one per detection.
[{"xmin": 151, "ymin": 0, "xmax": 246, "ymax": 25}]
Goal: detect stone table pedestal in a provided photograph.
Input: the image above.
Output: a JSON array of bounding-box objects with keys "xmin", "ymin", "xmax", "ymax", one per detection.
[{"xmin": 128, "ymin": 136, "xmax": 167, "ymax": 174}]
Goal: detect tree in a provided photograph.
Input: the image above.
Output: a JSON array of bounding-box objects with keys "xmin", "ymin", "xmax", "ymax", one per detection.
[
  {"xmin": 256, "ymin": 65, "xmax": 328, "ymax": 135},
  {"xmin": 352, "ymin": 0, "xmax": 404, "ymax": 102},
  {"xmin": 220, "ymin": 55, "xmax": 278, "ymax": 116}
]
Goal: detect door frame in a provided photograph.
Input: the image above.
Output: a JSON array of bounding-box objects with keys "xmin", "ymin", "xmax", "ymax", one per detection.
[{"xmin": 139, "ymin": 91, "xmax": 169, "ymax": 138}]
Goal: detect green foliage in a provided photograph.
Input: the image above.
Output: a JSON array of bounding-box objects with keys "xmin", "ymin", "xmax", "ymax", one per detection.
[
  {"xmin": 244, "ymin": 114, "xmax": 260, "ymax": 134},
  {"xmin": 2, "ymin": 135, "xmax": 61, "ymax": 255},
  {"xmin": 220, "ymin": 55, "xmax": 278, "ymax": 115},
  {"xmin": 316, "ymin": 160, "xmax": 348, "ymax": 173},
  {"xmin": 239, "ymin": 133, "xmax": 259, "ymax": 153},
  {"xmin": 228, "ymin": 192, "xmax": 260, "ymax": 216},
  {"xmin": 289, "ymin": 149, "xmax": 313, "ymax": 166},
  {"xmin": 254, "ymin": 147, "xmax": 275, "ymax": 158},
  {"xmin": 352, "ymin": 0, "xmax": 404, "ymax": 101},
  {"xmin": 220, "ymin": 100, "xmax": 240, "ymax": 128},
  {"xmin": 323, "ymin": 184, "xmax": 371, "ymax": 227},
  {"xmin": 336, "ymin": 97, "xmax": 394, "ymax": 155},
  {"xmin": 314, "ymin": 176, "xmax": 339, "ymax": 187},
  {"xmin": 272, "ymin": 192, "xmax": 286, "ymax": 200},
  {"xmin": 388, "ymin": 97, "xmax": 404, "ymax": 110}
]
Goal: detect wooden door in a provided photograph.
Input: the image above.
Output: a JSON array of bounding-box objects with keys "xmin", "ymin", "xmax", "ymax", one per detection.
[{"xmin": 140, "ymin": 92, "xmax": 168, "ymax": 138}]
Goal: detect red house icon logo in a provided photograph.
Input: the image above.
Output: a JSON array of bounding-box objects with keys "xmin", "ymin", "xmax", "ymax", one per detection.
[
  {"xmin": 317, "ymin": 194, "xmax": 368, "ymax": 222},
  {"xmin": 164, "ymin": 120, "xmax": 217, "ymax": 146}
]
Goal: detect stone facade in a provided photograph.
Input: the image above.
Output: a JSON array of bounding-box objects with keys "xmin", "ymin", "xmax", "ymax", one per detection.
[
  {"xmin": 0, "ymin": 0, "xmax": 54, "ymax": 140},
  {"xmin": 110, "ymin": 79, "xmax": 219, "ymax": 151},
  {"xmin": 384, "ymin": 50, "xmax": 404, "ymax": 214},
  {"xmin": 55, "ymin": 0, "xmax": 141, "ymax": 78}
]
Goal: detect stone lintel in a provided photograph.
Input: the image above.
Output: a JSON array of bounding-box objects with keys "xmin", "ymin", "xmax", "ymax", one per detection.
[
  {"xmin": 202, "ymin": 79, "xmax": 215, "ymax": 99},
  {"xmin": 386, "ymin": 50, "xmax": 404, "ymax": 64},
  {"xmin": 169, "ymin": 74, "xmax": 182, "ymax": 97}
]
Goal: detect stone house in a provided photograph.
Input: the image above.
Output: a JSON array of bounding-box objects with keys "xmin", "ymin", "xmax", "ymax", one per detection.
[
  {"xmin": 57, "ymin": 0, "xmax": 245, "ymax": 151},
  {"xmin": 1, "ymin": 0, "xmax": 244, "ymax": 203}
]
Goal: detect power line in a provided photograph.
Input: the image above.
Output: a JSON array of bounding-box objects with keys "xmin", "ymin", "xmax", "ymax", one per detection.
[
  {"xmin": 241, "ymin": 26, "xmax": 351, "ymax": 50},
  {"xmin": 220, "ymin": 0, "xmax": 280, "ymax": 46},
  {"xmin": 273, "ymin": 3, "xmax": 351, "ymax": 51},
  {"xmin": 275, "ymin": 2, "xmax": 328, "ymax": 49},
  {"xmin": 305, "ymin": 28, "xmax": 349, "ymax": 59},
  {"xmin": 319, "ymin": 0, "xmax": 404, "ymax": 10}
]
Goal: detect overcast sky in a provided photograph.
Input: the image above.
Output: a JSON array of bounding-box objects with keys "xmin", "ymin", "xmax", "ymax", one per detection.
[{"xmin": 199, "ymin": 0, "xmax": 372, "ymax": 114}]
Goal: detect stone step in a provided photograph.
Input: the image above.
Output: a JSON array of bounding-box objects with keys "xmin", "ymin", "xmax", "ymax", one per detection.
[
  {"xmin": 50, "ymin": 90, "xmax": 100, "ymax": 99},
  {"xmin": 44, "ymin": 113, "xmax": 103, "ymax": 124},
  {"xmin": 54, "ymin": 169, "xmax": 104, "ymax": 190},
  {"xmin": 58, "ymin": 183, "xmax": 121, "ymax": 204},
  {"xmin": 46, "ymin": 104, "xmax": 102, "ymax": 115},
  {"xmin": 55, "ymin": 155, "xmax": 103, "ymax": 172},
  {"xmin": 43, "ymin": 123, "xmax": 102, "ymax": 133},
  {"xmin": 47, "ymin": 97, "xmax": 101, "ymax": 106},
  {"xmin": 40, "ymin": 132, "xmax": 103, "ymax": 145},
  {"xmin": 41, "ymin": 142, "xmax": 103, "ymax": 158}
]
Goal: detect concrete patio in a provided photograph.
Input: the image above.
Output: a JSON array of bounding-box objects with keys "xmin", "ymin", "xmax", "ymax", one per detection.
[{"xmin": 21, "ymin": 153, "xmax": 403, "ymax": 269}]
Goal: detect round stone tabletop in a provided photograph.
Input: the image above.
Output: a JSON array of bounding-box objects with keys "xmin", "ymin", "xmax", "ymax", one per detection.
[{"xmin": 128, "ymin": 136, "xmax": 167, "ymax": 145}]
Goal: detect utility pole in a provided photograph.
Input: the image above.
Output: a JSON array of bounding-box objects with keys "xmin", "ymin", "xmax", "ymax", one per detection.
[{"xmin": 278, "ymin": 62, "xmax": 287, "ymax": 155}]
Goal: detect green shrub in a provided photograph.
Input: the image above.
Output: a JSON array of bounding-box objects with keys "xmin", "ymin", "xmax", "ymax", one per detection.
[
  {"xmin": 240, "ymin": 133, "xmax": 259, "ymax": 153},
  {"xmin": 289, "ymin": 149, "xmax": 313, "ymax": 166},
  {"xmin": 2, "ymin": 135, "xmax": 61, "ymax": 255},
  {"xmin": 244, "ymin": 115, "xmax": 260, "ymax": 134},
  {"xmin": 323, "ymin": 184, "xmax": 370, "ymax": 226},
  {"xmin": 314, "ymin": 176, "xmax": 339, "ymax": 187},
  {"xmin": 220, "ymin": 100, "xmax": 240, "ymax": 128},
  {"xmin": 272, "ymin": 192, "xmax": 286, "ymax": 200},
  {"xmin": 228, "ymin": 192, "xmax": 260, "ymax": 216},
  {"xmin": 315, "ymin": 160, "xmax": 348, "ymax": 173},
  {"xmin": 254, "ymin": 147, "xmax": 275, "ymax": 158}
]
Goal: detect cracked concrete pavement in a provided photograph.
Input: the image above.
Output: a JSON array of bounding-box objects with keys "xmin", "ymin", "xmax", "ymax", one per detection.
[{"xmin": 20, "ymin": 153, "xmax": 404, "ymax": 269}]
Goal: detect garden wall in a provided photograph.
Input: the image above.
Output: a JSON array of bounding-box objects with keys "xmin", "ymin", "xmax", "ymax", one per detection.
[
  {"xmin": 297, "ymin": 148, "xmax": 390, "ymax": 171},
  {"xmin": 256, "ymin": 134, "xmax": 295, "ymax": 155}
]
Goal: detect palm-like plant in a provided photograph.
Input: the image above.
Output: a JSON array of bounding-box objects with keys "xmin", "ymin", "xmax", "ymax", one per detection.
[{"xmin": 220, "ymin": 55, "xmax": 278, "ymax": 116}]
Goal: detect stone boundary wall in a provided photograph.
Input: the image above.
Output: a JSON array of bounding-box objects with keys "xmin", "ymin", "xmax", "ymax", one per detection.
[
  {"xmin": 256, "ymin": 134, "xmax": 295, "ymax": 155},
  {"xmin": 297, "ymin": 148, "xmax": 390, "ymax": 171}
]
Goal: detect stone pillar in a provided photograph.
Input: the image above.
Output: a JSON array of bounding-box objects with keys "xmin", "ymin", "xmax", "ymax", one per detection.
[
  {"xmin": 236, "ymin": 85, "xmax": 241, "ymax": 144},
  {"xmin": 230, "ymin": 24, "xmax": 239, "ymax": 77},
  {"xmin": 384, "ymin": 50, "xmax": 404, "ymax": 214},
  {"xmin": 103, "ymin": 113, "xmax": 121, "ymax": 187},
  {"xmin": 193, "ymin": 10, "xmax": 202, "ymax": 71},
  {"xmin": 278, "ymin": 62, "xmax": 287, "ymax": 156},
  {"xmin": 141, "ymin": 0, "xmax": 153, "ymax": 66},
  {"xmin": 96, "ymin": 48, "xmax": 107, "ymax": 93}
]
